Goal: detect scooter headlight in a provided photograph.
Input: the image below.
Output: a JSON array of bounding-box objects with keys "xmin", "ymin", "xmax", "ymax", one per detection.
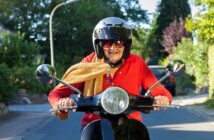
[{"xmin": 101, "ymin": 87, "xmax": 129, "ymax": 115}]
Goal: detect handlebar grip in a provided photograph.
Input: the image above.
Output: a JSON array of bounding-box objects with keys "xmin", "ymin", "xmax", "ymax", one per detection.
[
  {"xmin": 50, "ymin": 106, "xmax": 77, "ymax": 112},
  {"xmin": 153, "ymin": 104, "xmax": 180, "ymax": 109}
]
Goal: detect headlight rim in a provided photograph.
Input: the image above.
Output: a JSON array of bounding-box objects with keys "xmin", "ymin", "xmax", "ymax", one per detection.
[{"xmin": 101, "ymin": 86, "xmax": 129, "ymax": 115}]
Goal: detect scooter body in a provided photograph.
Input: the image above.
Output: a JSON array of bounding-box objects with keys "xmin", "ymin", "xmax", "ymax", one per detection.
[{"xmin": 35, "ymin": 62, "xmax": 184, "ymax": 140}]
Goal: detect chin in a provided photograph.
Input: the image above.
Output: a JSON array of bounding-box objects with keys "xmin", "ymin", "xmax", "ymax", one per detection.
[{"xmin": 110, "ymin": 59, "xmax": 120, "ymax": 63}]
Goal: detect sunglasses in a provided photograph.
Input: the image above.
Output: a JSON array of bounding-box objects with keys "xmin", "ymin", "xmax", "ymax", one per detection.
[{"xmin": 101, "ymin": 40, "xmax": 125, "ymax": 48}]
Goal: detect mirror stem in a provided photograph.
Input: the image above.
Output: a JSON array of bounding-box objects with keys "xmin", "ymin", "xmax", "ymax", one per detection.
[
  {"xmin": 145, "ymin": 72, "xmax": 170, "ymax": 96},
  {"xmin": 55, "ymin": 77, "xmax": 83, "ymax": 97}
]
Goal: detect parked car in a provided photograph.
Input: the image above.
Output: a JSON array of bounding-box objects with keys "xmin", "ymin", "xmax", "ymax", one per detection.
[{"xmin": 141, "ymin": 65, "xmax": 176, "ymax": 96}]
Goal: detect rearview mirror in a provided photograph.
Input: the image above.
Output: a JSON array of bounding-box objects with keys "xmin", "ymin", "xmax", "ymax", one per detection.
[
  {"xmin": 35, "ymin": 64, "xmax": 56, "ymax": 84},
  {"xmin": 166, "ymin": 60, "xmax": 185, "ymax": 77},
  {"xmin": 35, "ymin": 64, "xmax": 83, "ymax": 96}
]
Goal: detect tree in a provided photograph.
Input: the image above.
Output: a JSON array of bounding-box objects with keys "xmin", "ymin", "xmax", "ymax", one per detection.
[
  {"xmin": 46, "ymin": 0, "xmax": 148, "ymax": 70},
  {"xmin": 186, "ymin": 0, "xmax": 214, "ymax": 98},
  {"xmin": 110, "ymin": 0, "xmax": 148, "ymax": 26},
  {"xmin": 174, "ymin": 38, "xmax": 209, "ymax": 88},
  {"xmin": 131, "ymin": 28, "xmax": 147, "ymax": 57},
  {"xmin": 0, "ymin": 63, "xmax": 16, "ymax": 103},
  {"xmin": 0, "ymin": 32, "xmax": 40, "ymax": 67},
  {"xmin": 0, "ymin": 0, "xmax": 50, "ymax": 42},
  {"xmin": 146, "ymin": 0, "xmax": 191, "ymax": 63},
  {"xmin": 186, "ymin": 0, "xmax": 214, "ymax": 43},
  {"xmin": 161, "ymin": 18, "xmax": 190, "ymax": 54},
  {"xmin": 0, "ymin": 0, "xmax": 148, "ymax": 71}
]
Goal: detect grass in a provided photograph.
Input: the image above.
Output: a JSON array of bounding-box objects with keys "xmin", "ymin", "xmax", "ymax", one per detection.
[{"xmin": 204, "ymin": 98, "xmax": 214, "ymax": 109}]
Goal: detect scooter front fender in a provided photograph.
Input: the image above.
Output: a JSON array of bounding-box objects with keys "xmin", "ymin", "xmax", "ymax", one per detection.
[{"xmin": 81, "ymin": 119, "xmax": 115, "ymax": 140}]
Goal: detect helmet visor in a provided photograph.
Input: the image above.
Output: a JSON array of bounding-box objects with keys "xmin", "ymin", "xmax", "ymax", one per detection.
[{"xmin": 94, "ymin": 26, "xmax": 131, "ymax": 41}]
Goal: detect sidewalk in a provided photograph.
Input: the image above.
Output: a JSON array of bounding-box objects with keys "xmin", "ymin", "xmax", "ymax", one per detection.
[
  {"xmin": 172, "ymin": 93, "xmax": 208, "ymax": 106},
  {"xmin": 172, "ymin": 93, "xmax": 214, "ymax": 122}
]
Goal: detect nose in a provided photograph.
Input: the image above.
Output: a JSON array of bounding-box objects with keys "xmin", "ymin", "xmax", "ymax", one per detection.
[{"xmin": 109, "ymin": 43, "xmax": 116, "ymax": 50}]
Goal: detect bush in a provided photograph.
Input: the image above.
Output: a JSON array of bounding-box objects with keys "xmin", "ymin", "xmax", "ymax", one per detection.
[
  {"xmin": 173, "ymin": 38, "xmax": 209, "ymax": 88},
  {"xmin": 11, "ymin": 65, "xmax": 50, "ymax": 94},
  {"xmin": 0, "ymin": 63, "xmax": 16, "ymax": 103},
  {"xmin": 208, "ymin": 45, "xmax": 214, "ymax": 98},
  {"xmin": 0, "ymin": 32, "xmax": 40, "ymax": 67},
  {"xmin": 159, "ymin": 55, "xmax": 195, "ymax": 94},
  {"xmin": 204, "ymin": 98, "xmax": 214, "ymax": 109}
]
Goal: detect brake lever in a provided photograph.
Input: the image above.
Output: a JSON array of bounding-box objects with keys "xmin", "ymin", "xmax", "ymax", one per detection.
[{"xmin": 137, "ymin": 104, "xmax": 180, "ymax": 109}]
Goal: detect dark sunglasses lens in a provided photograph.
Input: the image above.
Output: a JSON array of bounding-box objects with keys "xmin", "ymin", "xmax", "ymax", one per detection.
[{"xmin": 101, "ymin": 40, "xmax": 125, "ymax": 48}]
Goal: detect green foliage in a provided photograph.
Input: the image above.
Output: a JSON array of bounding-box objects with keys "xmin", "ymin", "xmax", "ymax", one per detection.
[
  {"xmin": 0, "ymin": 31, "xmax": 46, "ymax": 101},
  {"xmin": 208, "ymin": 45, "xmax": 214, "ymax": 98},
  {"xmin": 11, "ymin": 65, "xmax": 49, "ymax": 94},
  {"xmin": 0, "ymin": 0, "xmax": 148, "ymax": 69},
  {"xmin": 112, "ymin": 0, "xmax": 148, "ymax": 25},
  {"xmin": 186, "ymin": 0, "xmax": 214, "ymax": 98},
  {"xmin": 173, "ymin": 38, "xmax": 209, "ymax": 88},
  {"xmin": 159, "ymin": 55, "xmax": 195, "ymax": 93},
  {"xmin": 204, "ymin": 98, "xmax": 214, "ymax": 109},
  {"xmin": 0, "ymin": 63, "xmax": 16, "ymax": 102},
  {"xmin": 0, "ymin": 32, "xmax": 40, "ymax": 67},
  {"xmin": 0, "ymin": 0, "xmax": 50, "ymax": 42},
  {"xmin": 186, "ymin": 0, "xmax": 214, "ymax": 43},
  {"xmin": 145, "ymin": 24, "xmax": 162, "ymax": 64},
  {"xmin": 158, "ymin": 55, "xmax": 172, "ymax": 66},
  {"xmin": 131, "ymin": 35, "xmax": 143, "ymax": 56},
  {"xmin": 52, "ymin": 0, "xmax": 114, "ymax": 68},
  {"xmin": 131, "ymin": 28, "xmax": 149, "ymax": 58},
  {"xmin": 156, "ymin": 0, "xmax": 191, "ymax": 38},
  {"xmin": 146, "ymin": 0, "xmax": 191, "ymax": 63},
  {"xmin": 0, "ymin": 0, "xmax": 148, "ymax": 102}
]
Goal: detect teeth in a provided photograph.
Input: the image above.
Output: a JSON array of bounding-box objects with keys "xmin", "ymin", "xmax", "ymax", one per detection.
[{"xmin": 109, "ymin": 51, "xmax": 118, "ymax": 54}]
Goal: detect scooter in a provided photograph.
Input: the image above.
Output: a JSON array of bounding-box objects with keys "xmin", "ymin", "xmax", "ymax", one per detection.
[{"xmin": 35, "ymin": 61, "xmax": 185, "ymax": 140}]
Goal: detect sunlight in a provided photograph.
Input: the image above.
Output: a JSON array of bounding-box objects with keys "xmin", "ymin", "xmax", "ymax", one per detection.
[{"xmin": 149, "ymin": 122, "xmax": 214, "ymax": 132}]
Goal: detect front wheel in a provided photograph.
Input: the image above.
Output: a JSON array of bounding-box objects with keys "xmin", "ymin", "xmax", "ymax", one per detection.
[{"xmin": 113, "ymin": 118, "xmax": 150, "ymax": 140}]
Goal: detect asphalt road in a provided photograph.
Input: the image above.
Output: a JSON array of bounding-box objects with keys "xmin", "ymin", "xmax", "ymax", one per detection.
[
  {"xmin": 0, "ymin": 107, "xmax": 214, "ymax": 140},
  {"xmin": 143, "ymin": 108, "xmax": 214, "ymax": 140},
  {"xmin": 1, "ymin": 94, "xmax": 214, "ymax": 140}
]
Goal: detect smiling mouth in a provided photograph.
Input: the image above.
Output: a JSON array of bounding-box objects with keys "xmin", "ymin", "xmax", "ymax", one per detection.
[{"xmin": 109, "ymin": 50, "xmax": 119, "ymax": 55}]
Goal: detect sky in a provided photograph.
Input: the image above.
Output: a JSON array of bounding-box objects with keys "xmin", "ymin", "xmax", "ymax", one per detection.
[
  {"xmin": 139, "ymin": 0, "xmax": 159, "ymax": 14},
  {"xmin": 138, "ymin": 0, "xmax": 159, "ymax": 27},
  {"xmin": 139, "ymin": 0, "xmax": 196, "ymax": 16},
  {"xmin": 138, "ymin": 0, "xmax": 196, "ymax": 27}
]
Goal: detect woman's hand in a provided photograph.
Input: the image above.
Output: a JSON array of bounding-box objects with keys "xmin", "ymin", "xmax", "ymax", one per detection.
[
  {"xmin": 57, "ymin": 97, "xmax": 75, "ymax": 113},
  {"xmin": 153, "ymin": 95, "xmax": 170, "ymax": 111}
]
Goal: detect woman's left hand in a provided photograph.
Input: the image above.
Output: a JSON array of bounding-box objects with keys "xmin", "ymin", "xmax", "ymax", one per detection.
[{"xmin": 153, "ymin": 95, "xmax": 170, "ymax": 111}]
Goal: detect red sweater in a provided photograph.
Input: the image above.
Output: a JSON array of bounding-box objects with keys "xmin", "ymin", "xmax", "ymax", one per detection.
[{"xmin": 48, "ymin": 52, "xmax": 172, "ymax": 126}]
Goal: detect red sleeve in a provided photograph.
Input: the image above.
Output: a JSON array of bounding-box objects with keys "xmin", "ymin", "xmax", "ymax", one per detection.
[
  {"xmin": 48, "ymin": 83, "xmax": 83, "ymax": 108},
  {"xmin": 48, "ymin": 52, "xmax": 96, "ymax": 108},
  {"xmin": 141, "ymin": 61, "xmax": 172, "ymax": 102}
]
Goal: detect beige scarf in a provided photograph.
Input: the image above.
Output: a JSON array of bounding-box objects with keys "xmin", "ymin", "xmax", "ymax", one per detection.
[{"xmin": 56, "ymin": 55, "xmax": 109, "ymax": 96}]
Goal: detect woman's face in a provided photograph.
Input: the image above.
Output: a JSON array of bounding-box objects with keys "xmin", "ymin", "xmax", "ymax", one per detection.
[{"xmin": 102, "ymin": 40, "xmax": 125, "ymax": 63}]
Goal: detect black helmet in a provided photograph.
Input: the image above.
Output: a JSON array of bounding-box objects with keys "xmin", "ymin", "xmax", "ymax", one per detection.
[{"xmin": 92, "ymin": 17, "xmax": 132, "ymax": 59}]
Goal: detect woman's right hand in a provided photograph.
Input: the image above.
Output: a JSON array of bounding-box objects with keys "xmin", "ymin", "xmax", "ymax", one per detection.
[
  {"xmin": 57, "ymin": 97, "xmax": 75, "ymax": 113},
  {"xmin": 53, "ymin": 97, "xmax": 75, "ymax": 120}
]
